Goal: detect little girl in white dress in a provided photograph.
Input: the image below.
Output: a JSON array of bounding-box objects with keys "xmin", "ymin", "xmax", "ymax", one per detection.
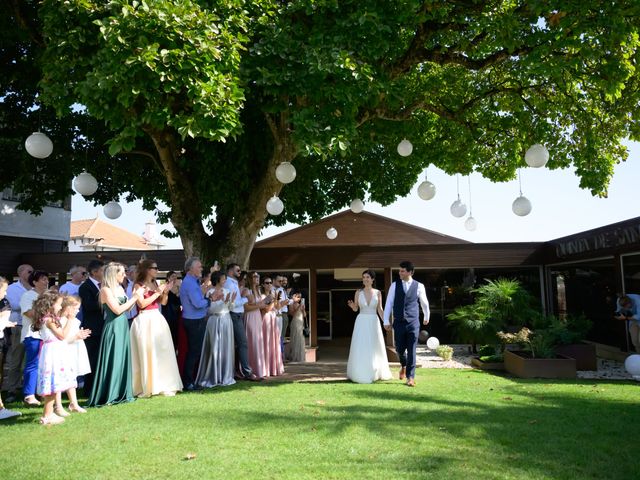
[{"xmin": 53, "ymin": 295, "xmax": 91, "ymax": 416}]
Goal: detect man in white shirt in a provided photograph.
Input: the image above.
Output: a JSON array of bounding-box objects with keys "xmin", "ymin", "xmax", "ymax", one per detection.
[
  {"xmin": 224, "ymin": 263, "xmax": 258, "ymax": 381},
  {"xmin": 274, "ymin": 275, "xmax": 291, "ymax": 353},
  {"xmin": 2, "ymin": 264, "xmax": 32, "ymax": 400},
  {"xmin": 59, "ymin": 265, "xmax": 88, "ymax": 296},
  {"xmin": 383, "ymin": 261, "xmax": 430, "ymax": 387}
]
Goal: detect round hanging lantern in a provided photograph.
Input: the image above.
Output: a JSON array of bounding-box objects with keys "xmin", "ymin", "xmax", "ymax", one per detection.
[
  {"xmin": 397, "ymin": 139, "xmax": 413, "ymax": 157},
  {"xmin": 624, "ymin": 354, "xmax": 640, "ymax": 379},
  {"xmin": 103, "ymin": 201, "xmax": 122, "ymax": 220},
  {"xmin": 350, "ymin": 198, "xmax": 364, "ymax": 214},
  {"xmin": 450, "ymin": 199, "xmax": 467, "ymax": 218},
  {"xmin": 326, "ymin": 227, "xmax": 338, "ymax": 240},
  {"xmin": 464, "ymin": 216, "xmax": 477, "ymax": 231},
  {"xmin": 266, "ymin": 195, "xmax": 284, "ymax": 215},
  {"xmin": 524, "ymin": 143, "xmax": 549, "ymax": 168},
  {"xmin": 275, "ymin": 162, "xmax": 297, "ymax": 184},
  {"xmin": 73, "ymin": 172, "xmax": 99, "ymax": 196},
  {"xmin": 417, "ymin": 180, "xmax": 436, "ymax": 201},
  {"xmin": 512, "ymin": 195, "xmax": 532, "ymax": 216},
  {"xmin": 25, "ymin": 132, "xmax": 53, "ymax": 159}
]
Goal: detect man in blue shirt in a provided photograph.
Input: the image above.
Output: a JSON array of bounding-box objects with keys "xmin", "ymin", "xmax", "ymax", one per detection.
[
  {"xmin": 179, "ymin": 257, "xmax": 211, "ymax": 390},
  {"xmin": 615, "ymin": 294, "xmax": 640, "ymax": 352}
]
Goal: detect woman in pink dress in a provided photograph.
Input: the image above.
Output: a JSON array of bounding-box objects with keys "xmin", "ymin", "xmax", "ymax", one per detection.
[
  {"xmin": 243, "ymin": 271, "xmax": 267, "ymax": 379},
  {"xmin": 261, "ymin": 276, "xmax": 284, "ymax": 377}
]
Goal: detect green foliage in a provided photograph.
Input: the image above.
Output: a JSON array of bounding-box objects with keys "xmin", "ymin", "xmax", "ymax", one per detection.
[
  {"xmin": 479, "ymin": 354, "xmax": 504, "ymax": 363},
  {"xmin": 436, "ymin": 344, "xmax": 454, "ymax": 361},
  {"xmin": 497, "ymin": 316, "xmax": 589, "ymax": 359},
  {"xmin": 447, "ymin": 278, "xmax": 540, "ymax": 349},
  {"xmin": 3, "ymin": 1, "xmax": 640, "ymax": 261},
  {"xmin": 477, "ymin": 345, "xmax": 496, "ymax": 357}
]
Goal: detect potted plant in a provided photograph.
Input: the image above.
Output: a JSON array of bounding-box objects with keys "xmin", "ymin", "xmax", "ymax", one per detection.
[
  {"xmin": 540, "ymin": 314, "xmax": 596, "ymax": 371},
  {"xmin": 498, "ymin": 328, "xmax": 577, "ymax": 378},
  {"xmin": 436, "ymin": 345, "xmax": 454, "ymax": 361}
]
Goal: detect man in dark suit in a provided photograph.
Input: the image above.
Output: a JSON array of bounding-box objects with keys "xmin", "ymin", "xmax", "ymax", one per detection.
[{"xmin": 78, "ymin": 259, "xmax": 104, "ymax": 394}]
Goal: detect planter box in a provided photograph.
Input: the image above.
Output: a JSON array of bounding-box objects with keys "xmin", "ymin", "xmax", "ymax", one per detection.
[
  {"xmin": 471, "ymin": 357, "xmax": 505, "ymax": 371},
  {"xmin": 555, "ymin": 343, "xmax": 597, "ymax": 371},
  {"xmin": 504, "ymin": 350, "xmax": 576, "ymax": 379}
]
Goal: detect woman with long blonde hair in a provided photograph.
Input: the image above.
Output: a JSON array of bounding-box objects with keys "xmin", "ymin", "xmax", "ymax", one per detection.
[{"xmin": 88, "ymin": 262, "xmax": 142, "ymax": 407}]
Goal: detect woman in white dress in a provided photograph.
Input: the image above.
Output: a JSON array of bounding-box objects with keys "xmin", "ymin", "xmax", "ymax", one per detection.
[
  {"xmin": 346, "ymin": 270, "xmax": 392, "ymax": 384},
  {"xmin": 130, "ymin": 260, "xmax": 183, "ymax": 397}
]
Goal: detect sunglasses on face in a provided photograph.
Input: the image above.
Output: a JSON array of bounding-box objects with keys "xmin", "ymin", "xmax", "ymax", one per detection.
[{"xmin": 264, "ymin": 281, "xmax": 272, "ymax": 285}]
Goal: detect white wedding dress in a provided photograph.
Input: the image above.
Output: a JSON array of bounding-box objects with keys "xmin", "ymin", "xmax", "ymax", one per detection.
[{"xmin": 346, "ymin": 290, "xmax": 393, "ymax": 384}]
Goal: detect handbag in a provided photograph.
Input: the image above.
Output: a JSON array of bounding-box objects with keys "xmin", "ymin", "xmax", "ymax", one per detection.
[{"xmin": 302, "ymin": 315, "xmax": 310, "ymax": 337}]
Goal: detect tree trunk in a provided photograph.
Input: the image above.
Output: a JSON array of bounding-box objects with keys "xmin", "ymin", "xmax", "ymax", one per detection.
[{"xmin": 147, "ymin": 115, "xmax": 295, "ymax": 270}]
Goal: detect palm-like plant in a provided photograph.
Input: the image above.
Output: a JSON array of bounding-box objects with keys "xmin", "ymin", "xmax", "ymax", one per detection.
[{"xmin": 447, "ymin": 278, "xmax": 540, "ymax": 353}]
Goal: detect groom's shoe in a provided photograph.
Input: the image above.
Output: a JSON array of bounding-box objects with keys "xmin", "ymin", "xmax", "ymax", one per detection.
[
  {"xmin": 399, "ymin": 367, "xmax": 406, "ymax": 380},
  {"xmin": 406, "ymin": 378, "xmax": 416, "ymax": 387}
]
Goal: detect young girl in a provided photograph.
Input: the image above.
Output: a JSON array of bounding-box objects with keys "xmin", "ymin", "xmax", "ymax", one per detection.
[
  {"xmin": 54, "ymin": 295, "xmax": 91, "ymax": 415},
  {"xmin": 32, "ymin": 291, "xmax": 77, "ymax": 425}
]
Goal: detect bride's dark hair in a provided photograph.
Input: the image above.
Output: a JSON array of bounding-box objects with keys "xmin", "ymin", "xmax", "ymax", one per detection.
[{"xmin": 361, "ymin": 269, "xmax": 376, "ymax": 286}]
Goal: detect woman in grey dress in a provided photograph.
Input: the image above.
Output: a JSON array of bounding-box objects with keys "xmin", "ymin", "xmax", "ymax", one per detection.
[
  {"xmin": 287, "ymin": 290, "xmax": 307, "ymax": 362},
  {"xmin": 195, "ymin": 271, "xmax": 236, "ymax": 388}
]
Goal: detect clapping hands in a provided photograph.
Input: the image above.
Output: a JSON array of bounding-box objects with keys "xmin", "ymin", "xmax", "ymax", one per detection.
[{"xmin": 77, "ymin": 328, "xmax": 91, "ymax": 340}]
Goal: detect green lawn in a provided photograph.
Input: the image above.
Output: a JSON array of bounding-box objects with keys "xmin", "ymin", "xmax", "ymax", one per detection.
[{"xmin": 2, "ymin": 370, "xmax": 638, "ymax": 479}]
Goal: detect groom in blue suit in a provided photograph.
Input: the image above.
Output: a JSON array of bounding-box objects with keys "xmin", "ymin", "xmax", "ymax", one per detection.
[{"xmin": 383, "ymin": 261, "xmax": 430, "ymax": 387}]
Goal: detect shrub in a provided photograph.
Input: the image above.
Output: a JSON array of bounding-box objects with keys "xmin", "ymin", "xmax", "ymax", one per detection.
[{"xmin": 436, "ymin": 345, "xmax": 454, "ymax": 361}]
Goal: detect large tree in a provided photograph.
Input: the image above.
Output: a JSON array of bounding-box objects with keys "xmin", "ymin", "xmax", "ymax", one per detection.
[{"xmin": 2, "ymin": 1, "xmax": 640, "ymax": 266}]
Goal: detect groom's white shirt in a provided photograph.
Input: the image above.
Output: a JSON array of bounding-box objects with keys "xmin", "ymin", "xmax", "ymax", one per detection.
[{"xmin": 383, "ymin": 278, "xmax": 430, "ymax": 326}]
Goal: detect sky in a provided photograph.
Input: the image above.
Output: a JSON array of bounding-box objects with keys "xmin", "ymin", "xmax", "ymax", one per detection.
[{"xmin": 71, "ymin": 141, "xmax": 640, "ymax": 247}]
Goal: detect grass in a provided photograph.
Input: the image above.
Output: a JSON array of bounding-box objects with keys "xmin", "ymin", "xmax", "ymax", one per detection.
[{"xmin": 2, "ymin": 370, "xmax": 638, "ymax": 479}]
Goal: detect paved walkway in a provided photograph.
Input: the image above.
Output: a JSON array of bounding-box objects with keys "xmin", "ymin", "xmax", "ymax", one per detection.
[{"xmin": 275, "ymin": 342, "xmax": 635, "ymax": 382}]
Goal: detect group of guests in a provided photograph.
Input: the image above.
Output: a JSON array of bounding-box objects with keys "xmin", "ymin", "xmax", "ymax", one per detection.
[
  {"xmin": 180, "ymin": 259, "xmax": 307, "ymax": 390},
  {"xmin": 0, "ymin": 258, "xmax": 307, "ymax": 423}
]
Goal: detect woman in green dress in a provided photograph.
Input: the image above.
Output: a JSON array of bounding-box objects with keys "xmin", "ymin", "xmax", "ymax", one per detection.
[{"xmin": 88, "ymin": 262, "xmax": 142, "ymax": 407}]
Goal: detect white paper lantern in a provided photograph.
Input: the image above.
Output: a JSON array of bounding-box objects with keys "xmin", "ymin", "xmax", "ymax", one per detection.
[
  {"xmin": 275, "ymin": 162, "xmax": 296, "ymax": 184},
  {"xmin": 326, "ymin": 227, "xmax": 338, "ymax": 240},
  {"xmin": 25, "ymin": 132, "xmax": 53, "ymax": 159},
  {"xmin": 450, "ymin": 199, "xmax": 467, "ymax": 218},
  {"xmin": 73, "ymin": 172, "xmax": 99, "ymax": 196},
  {"xmin": 103, "ymin": 201, "xmax": 122, "ymax": 220},
  {"xmin": 417, "ymin": 180, "xmax": 436, "ymax": 200},
  {"xmin": 397, "ymin": 139, "xmax": 413, "ymax": 157},
  {"xmin": 525, "ymin": 143, "xmax": 549, "ymax": 168},
  {"xmin": 624, "ymin": 354, "xmax": 640, "ymax": 379},
  {"xmin": 350, "ymin": 198, "xmax": 364, "ymax": 214},
  {"xmin": 464, "ymin": 216, "xmax": 477, "ymax": 231},
  {"xmin": 266, "ymin": 195, "xmax": 284, "ymax": 216},
  {"xmin": 512, "ymin": 195, "xmax": 532, "ymax": 216},
  {"xmin": 426, "ymin": 336, "xmax": 440, "ymax": 350}
]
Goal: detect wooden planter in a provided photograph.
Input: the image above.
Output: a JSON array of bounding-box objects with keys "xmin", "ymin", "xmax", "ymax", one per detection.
[
  {"xmin": 504, "ymin": 350, "xmax": 576, "ymax": 379},
  {"xmin": 471, "ymin": 357, "xmax": 505, "ymax": 371},
  {"xmin": 554, "ymin": 343, "xmax": 597, "ymax": 371}
]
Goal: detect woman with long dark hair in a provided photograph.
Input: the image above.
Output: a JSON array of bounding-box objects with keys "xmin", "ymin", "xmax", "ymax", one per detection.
[
  {"xmin": 130, "ymin": 260, "xmax": 183, "ymax": 397},
  {"xmin": 346, "ymin": 270, "xmax": 392, "ymax": 384}
]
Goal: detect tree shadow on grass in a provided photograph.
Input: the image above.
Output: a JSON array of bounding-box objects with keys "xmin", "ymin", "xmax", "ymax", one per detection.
[{"xmin": 157, "ymin": 379, "xmax": 640, "ymax": 479}]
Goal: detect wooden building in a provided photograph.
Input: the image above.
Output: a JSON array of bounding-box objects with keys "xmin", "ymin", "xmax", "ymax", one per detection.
[{"xmin": 16, "ymin": 210, "xmax": 640, "ymax": 356}]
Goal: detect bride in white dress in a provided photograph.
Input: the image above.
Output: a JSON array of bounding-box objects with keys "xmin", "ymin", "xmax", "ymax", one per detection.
[{"xmin": 346, "ymin": 270, "xmax": 392, "ymax": 384}]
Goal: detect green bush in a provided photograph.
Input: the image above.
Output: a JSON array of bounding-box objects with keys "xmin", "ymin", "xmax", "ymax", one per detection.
[{"xmin": 447, "ymin": 278, "xmax": 540, "ymax": 352}]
